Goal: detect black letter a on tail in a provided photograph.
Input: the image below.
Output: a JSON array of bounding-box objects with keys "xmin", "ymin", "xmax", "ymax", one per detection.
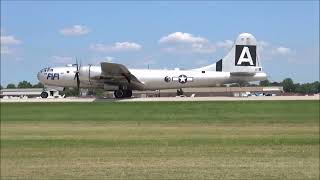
[{"xmin": 235, "ymin": 45, "xmax": 256, "ymax": 66}]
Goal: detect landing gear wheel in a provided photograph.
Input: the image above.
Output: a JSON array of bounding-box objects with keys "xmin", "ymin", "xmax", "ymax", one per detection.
[
  {"xmin": 40, "ymin": 91, "xmax": 48, "ymax": 98},
  {"xmin": 125, "ymin": 90, "xmax": 132, "ymax": 98},
  {"xmin": 177, "ymin": 88, "xmax": 184, "ymax": 96},
  {"xmin": 114, "ymin": 90, "xmax": 132, "ymax": 98},
  {"xmin": 114, "ymin": 90, "xmax": 125, "ymax": 98}
]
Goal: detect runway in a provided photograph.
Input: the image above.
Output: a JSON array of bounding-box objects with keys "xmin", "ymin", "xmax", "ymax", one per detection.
[
  {"xmin": 118, "ymin": 95, "xmax": 319, "ymax": 102},
  {"xmin": 1, "ymin": 95, "xmax": 318, "ymax": 103}
]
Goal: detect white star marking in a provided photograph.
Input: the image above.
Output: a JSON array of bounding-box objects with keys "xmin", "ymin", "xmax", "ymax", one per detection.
[{"xmin": 179, "ymin": 75, "xmax": 187, "ymax": 83}]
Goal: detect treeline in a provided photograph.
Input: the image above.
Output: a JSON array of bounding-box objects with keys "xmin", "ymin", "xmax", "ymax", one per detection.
[
  {"xmin": 0, "ymin": 81, "xmax": 79, "ymax": 96},
  {"xmin": 1, "ymin": 78, "xmax": 319, "ymax": 94},
  {"xmin": 258, "ymin": 78, "xmax": 320, "ymax": 94},
  {"xmin": 1, "ymin": 81, "xmax": 44, "ymax": 89},
  {"xmin": 205, "ymin": 78, "xmax": 319, "ymax": 94},
  {"xmin": 284, "ymin": 78, "xmax": 319, "ymax": 94}
]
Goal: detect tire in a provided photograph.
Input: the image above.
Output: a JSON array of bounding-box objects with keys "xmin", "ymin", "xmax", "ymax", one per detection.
[
  {"xmin": 114, "ymin": 90, "xmax": 125, "ymax": 98},
  {"xmin": 125, "ymin": 90, "xmax": 132, "ymax": 98},
  {"xmin": 40, "ymin": 91, "xmax": 49, "ymax": 98},
  {"xmin": 177, "ymin": 89, "xmax": 184, "ymax": 96}
]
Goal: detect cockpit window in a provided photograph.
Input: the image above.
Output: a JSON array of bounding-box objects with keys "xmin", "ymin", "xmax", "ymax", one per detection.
[{"xmin": 40, "ymin": 67, "xmax": 51, "ymax": 73}]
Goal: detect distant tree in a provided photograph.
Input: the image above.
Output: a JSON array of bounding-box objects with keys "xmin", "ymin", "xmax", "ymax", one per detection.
[
  {"xmin": 6, "ymin": 83, "xmax": 16, "ymax": 89},
  {"xmin": 298, "ymin": 81, "xmax": 320, "ymax": 94},
  {"xmin": 247, "ymin": 83, "xmax": 258, "ymax": 87},
  {"xmin": 310, "ymin": 81, "xmax": 320, "ymax": 94},
  {"xmin": 259, "ymin": 80, "xmax": 270, "ymax": 87},
  {"xmin": 0, "ymin": 85, "xmax": 2, "ymax": 89},
  {"xmin": 17, "ymin": 81, "xmax": 33, "ymax": 88},
  {"xmin": 230, "ymin": 83, "xmax": 240, "ymax": 87},
  {"xmin": 282, "ymin": 78, "xmax": 295, "ymax": 92},
  {"xmin": 294, "ymin": 83, "xmax": 301, "ymax": 93},
  {"xmin": 238, "ymin": 82, "xmax": 250, "ymax": 87},
  {"xmin": 270, "ymin": 81, "xmax": 282, "ymax": 86},
  {"xmin": 288, "ymin": 81, "xmax": 319, "ymax": 94},
  {"xmin": 298, "ymin": 83, "xmax": 311, "ymax": 94},
  {"xmin": 32, "ymin": 82, "xmax": 44, "ymax": 88},
  {"xmin": 314, "ymin": 81, "xmax": 320, "ymax": 93}
]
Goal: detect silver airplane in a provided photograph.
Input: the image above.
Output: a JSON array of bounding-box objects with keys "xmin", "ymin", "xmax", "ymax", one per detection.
[{"xmin": 37, "ymin": 33, "xmax": 267, "ymax": 98}]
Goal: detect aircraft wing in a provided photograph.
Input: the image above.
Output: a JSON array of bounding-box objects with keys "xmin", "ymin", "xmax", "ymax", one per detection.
[{"xmin": 100, "ymin": 62, "xmax": 145, "ymax": 90}]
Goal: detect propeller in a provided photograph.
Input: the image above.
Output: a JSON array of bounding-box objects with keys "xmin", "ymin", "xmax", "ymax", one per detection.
[{"xmin": 73, "ymin": 58, "xmax": 81, "ymax": 96}]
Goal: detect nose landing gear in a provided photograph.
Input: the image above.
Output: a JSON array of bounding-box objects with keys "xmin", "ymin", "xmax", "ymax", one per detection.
[
  {"xmin": 114, "ymin": 89, "xmax": 132, "ymax": 98},
  {"xmin": 40, "ymin": 91, "xmax": 49, "ymax": 98}
]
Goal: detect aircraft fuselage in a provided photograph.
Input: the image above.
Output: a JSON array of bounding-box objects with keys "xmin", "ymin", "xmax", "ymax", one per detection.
[{"xmin": 38, "ymin": 65, "xmax": 267, "ymax": 91}]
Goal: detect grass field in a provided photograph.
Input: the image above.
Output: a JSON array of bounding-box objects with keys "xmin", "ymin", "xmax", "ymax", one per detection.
[{"xmin": 1, "ymin": 101, "xmax": 319, "ymax": 179}]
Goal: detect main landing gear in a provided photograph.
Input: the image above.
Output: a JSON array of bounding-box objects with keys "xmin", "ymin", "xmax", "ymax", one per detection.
[{"xmin": 114, "ymin": 89, "xmax": 132, "ymax": 98}]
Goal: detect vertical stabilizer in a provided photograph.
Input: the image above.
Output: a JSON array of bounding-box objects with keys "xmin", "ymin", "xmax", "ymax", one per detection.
[{"xmin": 196, "ymin": 33, "xmax": 263, "ymax": 73}]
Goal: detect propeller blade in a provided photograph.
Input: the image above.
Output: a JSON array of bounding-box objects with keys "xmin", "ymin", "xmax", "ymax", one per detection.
[
  {"xmin": 76, "ymin": 57, "xmax": 79, "ymax": 72},
  {"xmin": 77, "ymin": 60, "xmax": 81, "ymax": 96},
  {"xmin": 73, "ymin": 58, "xmax": 81, "ymax": 96},
  {"xmin": 73, "ymin": 72, "xmax": 78, "ymax": 80},
  {"xmin": 76, "ymin": 75, "xmax": 80, "ymax": 95}
]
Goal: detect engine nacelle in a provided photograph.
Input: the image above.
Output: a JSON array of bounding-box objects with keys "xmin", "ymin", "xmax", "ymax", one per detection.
[{"xmin": 79, "ymin": 65, "xmax": 102, "ymax": 82}]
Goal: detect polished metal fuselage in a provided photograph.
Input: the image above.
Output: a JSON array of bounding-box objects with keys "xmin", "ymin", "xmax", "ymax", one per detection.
[{"xmin": 37, "ymin": 65, "xmax": 267, "ymax": 91}]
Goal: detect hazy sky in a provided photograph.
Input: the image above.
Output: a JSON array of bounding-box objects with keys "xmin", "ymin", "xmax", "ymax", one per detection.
[{"xmin": 1, "ymin": 1, "xmax": 319, "ymax": 86}]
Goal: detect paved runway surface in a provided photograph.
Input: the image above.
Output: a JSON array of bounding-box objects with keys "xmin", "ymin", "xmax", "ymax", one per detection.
[
  {"xmin": 119, "ymin": 95, "xmax": 319, "ymax": 102},
  {"xmin": 1, "ymin": 95, "xmax": 318, "ymax": 103}
]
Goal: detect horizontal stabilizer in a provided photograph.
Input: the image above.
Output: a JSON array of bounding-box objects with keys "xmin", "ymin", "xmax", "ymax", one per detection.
[{"xmin": 230, "ymin": 72, "xmax": 256, "ymax": 76}]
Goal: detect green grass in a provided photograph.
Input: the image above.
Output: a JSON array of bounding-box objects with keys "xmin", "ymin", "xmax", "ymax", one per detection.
[
  {"xmin": 1, "ymin": 101, "xmax": 319, "ymax": 179},
  {"xmin": 2, "ymin": 101, "xmax": 319, "ymax": 123}
]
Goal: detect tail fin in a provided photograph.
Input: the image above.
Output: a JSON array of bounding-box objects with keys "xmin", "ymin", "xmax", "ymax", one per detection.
[{"xmin": 197, "ymin": 33, "xmax": 263, "ymax": 74}]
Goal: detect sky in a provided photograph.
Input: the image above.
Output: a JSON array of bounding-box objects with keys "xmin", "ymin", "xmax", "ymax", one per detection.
[{"xmin": 1, "ymin": 1, "xmax": 319, "ymax": 86}]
